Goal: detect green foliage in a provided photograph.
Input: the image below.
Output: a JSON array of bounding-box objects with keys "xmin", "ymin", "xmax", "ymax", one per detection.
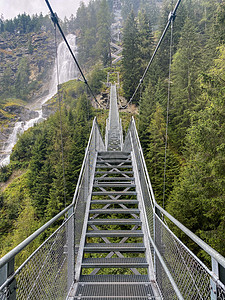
[
  {"xmin": 121, "ymin": 0, "xmax": 141, "ymax": 20},
  {"xmin": 0, "ymin": 85, "xmax": 93, "ymax": 258},
  {"xmin": 97, "ymin": 0, "xmax": 112, "ymax": 67},
  {"xmin": 88, "ymin": 65, "xmax": 107, "ymax": 95},
  {"xmin": 121, "ymin": 10, "xmax": 141, "ymax": 102},
  {"xmin": 144, "ymin": 103, "xmax": 179, "ymax": 206},
  {"xmin": 139, "ymin": 78, "xmax": 166, "ymax": 150},
  {"xmin": 0, "ymin": 13, "xmax": 54, "ymax": 34},
  {"xmin": 135, "ymin": 0, "xmax": 225, "ymax": 258},
  {"xmin": 15, "ymin": 57, "xmax": 30, "ymax": 100},
  {"xmin": 169, "ymin": 18, "xmax": 202, "ymax": 151},
  {"xmin": 0, "ymin": 164, "xmax": 14, "ymax": 182},
  {"xmin": 167, "ymin": 45, "xmax": 225, "ymax": 257},
  {"xmin": 137, "ymin": 10, "xmax": 154, "ymax": 74},
  {"xmin": 76, "ymin": 0, "xmax": 113, "ymax": 68}
]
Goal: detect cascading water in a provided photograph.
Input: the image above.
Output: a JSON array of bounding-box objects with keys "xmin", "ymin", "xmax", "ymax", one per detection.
[{"xmin": 0, "ymin": 34, "xmax": 78, "ymax": 167}]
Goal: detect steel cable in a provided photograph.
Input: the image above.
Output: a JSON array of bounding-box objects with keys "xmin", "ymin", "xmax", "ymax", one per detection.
[
  {"xmin": 45, "ymin": 0, "xmax": 103, "ymax": 108},
  {"xmin": 121, "ymin": 0, "xmax": 182, "ymax": 109},
  {"xmin": 54, "ymin": 24, "xmax": 67, "ymax": 208}
]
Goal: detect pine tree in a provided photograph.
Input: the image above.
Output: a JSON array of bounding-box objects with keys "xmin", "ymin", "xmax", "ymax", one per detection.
[
  {"xmin": 28, "ymin": 130, "xmax": 52, "ymax": 218},
  {"xmin": 139, "ymin": 78, "xmax": 166, "ymax": 152},
  {"xmin": 137, "ymin": 10, "xmax": 154, "ymax": 74},
  {"xmin": 145, "ymin": 103, "xmax": 179, "ymax": 205},
  {"xmin": 15, "ymin": 57, "xmax": 30, "ymax": 100},
  {"xmin": 167, "ymin": 45, "xmax": 225, "ymax": 258},
  {"xmin": 169, "ymin": 17, "xmax": 202, "ymax": 152},
  {"xmin": 121, "ymin": 0, "xmax": 141, "ymax": 20},
  {"xmin": 139, "ymin": 0, "xmax": 159, "ymax": 27},
  {"xmin": 97, "ymin": 0, "xmax": 111, "ymax": 67},
  {"xmin": 122, "ymin": 10, "xmax": 141, "ymax": 103}
]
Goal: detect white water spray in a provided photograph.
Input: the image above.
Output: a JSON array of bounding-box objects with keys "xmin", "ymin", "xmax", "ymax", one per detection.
[{"xmin": 0, "ymin": 34, "xmax": 78, "ymax": 167}]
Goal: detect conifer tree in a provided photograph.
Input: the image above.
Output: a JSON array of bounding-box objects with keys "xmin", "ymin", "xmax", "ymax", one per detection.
[
  {"xmin": 97, "ymin": 0, "xmax": 111, "ymax": 67},
  {"xmin": 169, "ymin": 18, "xmax": 202, "ymax": 152},
  {"xmin": 137, "ymin": 10, "xmax": 154, "ymax": 74},
  {"xmin": 145, "ymin": 103, "xmax": 179, "ymax": 205},
  {"xmin": 122, "ymin": 10, "xmax": 141, "ymax": 102},
  {"xmin": 167, "ymin": 45, "xmax": 225, "ymax": 258},
  {"xmin": 139, "ymin": 78, "xmax": 166, "ymax": 152}
]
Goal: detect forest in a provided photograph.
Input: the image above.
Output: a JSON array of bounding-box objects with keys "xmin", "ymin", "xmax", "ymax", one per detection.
[{"xmin": 0, "ymin": 0, "xmax": 224, "ymax": 265}]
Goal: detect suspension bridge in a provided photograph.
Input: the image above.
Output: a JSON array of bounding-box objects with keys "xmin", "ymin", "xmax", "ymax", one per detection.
[
  {"xmin": 0, "ymin": 83, "xmax": 225, "ymax": 299},
  {"xmin": 0, "ymin": 0, "xmax": 225, "ymax": 298}
]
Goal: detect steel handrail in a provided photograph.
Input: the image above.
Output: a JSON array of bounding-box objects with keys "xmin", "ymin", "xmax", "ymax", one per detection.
[
  {"xmin": 0, "ymin": 213, "xmax": 74, "ymax": 292},
  {"xmin": 155, "ymin": 203, "xmax": 225, "ymax": 270},
  {"xmin": 128, "ymin": 121, "xmax": 183, "ymax": 299},
  {"xmin": 130, "ymin": 116, "xmax": 156, "ymax": 208},
  {"xmin": 0, "ymin": 117, "xmax": 100, "ymax": 269}
]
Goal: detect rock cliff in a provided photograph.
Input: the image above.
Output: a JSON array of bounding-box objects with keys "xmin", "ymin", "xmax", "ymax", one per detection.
[{"xmin": 0, "ymin": 30, "xmax": 58, "ymax": 160}]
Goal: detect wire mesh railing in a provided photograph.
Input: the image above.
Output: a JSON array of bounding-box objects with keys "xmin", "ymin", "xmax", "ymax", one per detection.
[
  {"xmin": 123, "ymin": 116, "xmax": 225, "ymax": 300},
  {"xmin": 0, "ymin": 117, "xmax": 104, "ymax": 300}
]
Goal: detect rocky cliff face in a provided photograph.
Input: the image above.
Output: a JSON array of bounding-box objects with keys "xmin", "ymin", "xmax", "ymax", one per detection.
[
  {"xmin": 0, "ymin": 30, "xmax": 58, "ymax": 161},
  {"xmin": 0, "ymin": 30, "xmax": 56, "ymax": 101},
  {"xmin": 0, "ymin": 105, "xmax": 39, "ymax": 152}
]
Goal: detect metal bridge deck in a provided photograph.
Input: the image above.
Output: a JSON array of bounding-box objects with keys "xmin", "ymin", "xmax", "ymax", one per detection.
[
  {"xmin": 107, "ymin": 84, "xmax": 122, "ymax": 151},
  {"xmin": 73, "ymin": 86, "xmax": 156, "ymax": 299}
]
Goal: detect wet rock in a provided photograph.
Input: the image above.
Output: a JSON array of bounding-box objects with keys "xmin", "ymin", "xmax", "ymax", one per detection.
[
  {"xmin": 42, "ymin": 102, "xmax": 57, "ymax": 119},
  {"xmin": 3, "ymin": 105, "xmax": 39, "ymax": 121}
]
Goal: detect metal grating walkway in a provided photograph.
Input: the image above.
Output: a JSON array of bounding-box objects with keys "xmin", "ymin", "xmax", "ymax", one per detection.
[
  {"xmin": 73, "ymin": 86, "xmax": 156, "ymax": 299},
  {"xmin": 107, "ymin": 85, "xmax": 122, "ymax": 151}
]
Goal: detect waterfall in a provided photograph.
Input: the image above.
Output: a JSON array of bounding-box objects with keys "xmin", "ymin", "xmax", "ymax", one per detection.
[
  {"xmin": 44, "ymin": 34, "xmax": 78, "ymax": 106},
  {"xmin": 0, "ymin": 34, "xmax": 78, "ymax": 167}
]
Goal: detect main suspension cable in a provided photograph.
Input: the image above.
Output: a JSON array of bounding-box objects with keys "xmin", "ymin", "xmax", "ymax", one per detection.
[
  {"xmin": 54, "ymin": 24, "xmax": 67, "ymax": 208},
  {"xmin": 45, "ymin": 0, "xmax": 102, "ymax": 108},
  {"xmin": 121, "ymin": 0, "xmax": 182, "ymax": 109}
]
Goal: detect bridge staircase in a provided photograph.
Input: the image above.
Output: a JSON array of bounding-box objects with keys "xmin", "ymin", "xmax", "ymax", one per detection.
[
  {"xmin": 73, "ymin": 85, "xmax": 157, "ymax": 299},
  {"xmin": 0, "ymin": 84, "xmax": 225, "ymax": 300}
]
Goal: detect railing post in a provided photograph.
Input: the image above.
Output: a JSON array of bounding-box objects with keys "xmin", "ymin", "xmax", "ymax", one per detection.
[
  {"xmin": 67, "ymin": 207, "xmax": 74, "ymax": 292},
  {"xmin": 211, "ymin": 258, "xmax": 218, "ymax": 299},
  {"xmin": 211, "ymin": 258, "xmax": 225, "ymax": 299},
  {"xmin": 0, "ymin": 259, "xmax": 16, "ymax": 299}
]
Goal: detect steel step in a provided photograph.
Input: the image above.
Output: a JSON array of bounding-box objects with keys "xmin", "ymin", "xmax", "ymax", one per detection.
[
  {"xmin": 98, "ymin": 151, "xmax": 130, "ymax": 157},
  {"xmin": 84, "ymin": 243, "xmax": 145, "ymax": 252},
  {"xmin": 95, "ymin": 171, "xmax": 134, "ymax": 175},
  {"xmin": 96, "ymin": 165, "xmax": 133, "ymax": 169},
  {"xmin": 93, "ymin": 183, "xmax": 136, "ymax": 188},
  {"xmin": 91, "ymin": 199, "xmax": 138, "ymax": 204},
  {"xmin": 78, "ymin": 275, "xmax": 150, "ymax": 283},
  {"xmin": 94, "ymin": 177, "xmax": 135, "ymax": 181},
  {"xmin": 75, "ymin": 283, "xmax": 154, "ymax": 299},
  {"xmin": 74, "ymin": 297, "xmax": 154, "ymax": 300},
  {"xmin": 97, "ymin": 160, "xmax": 131, "ymax": 164},
  {"xmin": 86, "ymin": 230, "xmax": 143, "ymax": 237},
  {"xmin": 89, "ymin": 209, "xmax": 140, "ymax": 214},
  {"xmin": 74, "ymin": 296, "xmax": 154, "ymax": 299},
  {"xmin": 92, "ymin": 191, "xmax": 137, "ymax": 196},
  {"xmin": 87, "ymin": 219, "xmax": 141, "ymax": 225},
  {"xmin": 81, "ymin": 257, "xmax": 148, "ymax": 268}
]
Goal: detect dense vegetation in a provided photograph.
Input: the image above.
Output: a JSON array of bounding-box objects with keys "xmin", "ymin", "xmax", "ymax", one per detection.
[
  {"xmin": 135, "ymin": 0, "xmax": 225, "ymax": 258},
  {"xmin": 0, "ymin": 80, "xmax": 104, "ymax": 260},
  {"xmin": 0, "ymin": 13, "xmax": 56, "ymax": 34},
  {"xmin": 0, "ymin": 0, "xmax": 225, "ymax": 266}
]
